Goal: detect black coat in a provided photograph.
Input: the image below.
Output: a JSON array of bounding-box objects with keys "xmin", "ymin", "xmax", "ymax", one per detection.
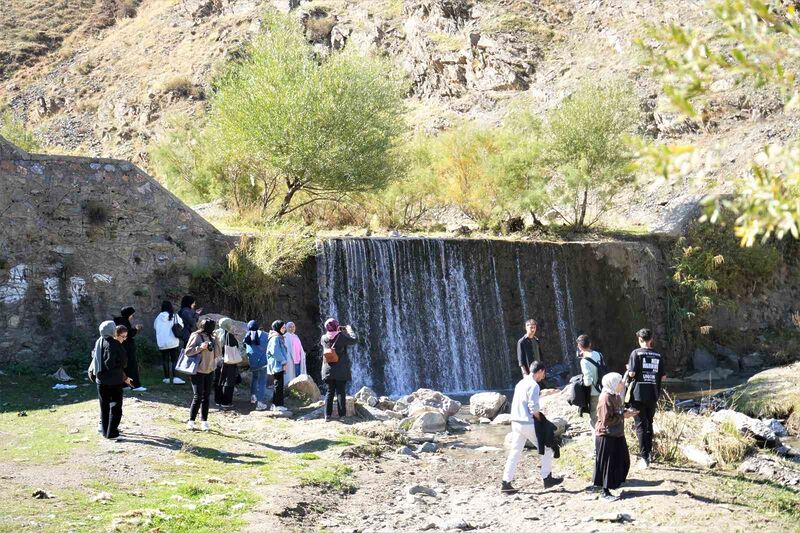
[
  {"xmin": 533, "ymin": 413, "xmax": 561, "ymax": 459},
  {"xmin": 96, "ymin": 337, "xmax": 128, "ymax": 386},
  {"xmin": 179, "ymin": 307, "xmax": 199, "ymax": 343},
  {"xmin": 320, "ymin": 332, "xmax": 356, "ymax": 382}
]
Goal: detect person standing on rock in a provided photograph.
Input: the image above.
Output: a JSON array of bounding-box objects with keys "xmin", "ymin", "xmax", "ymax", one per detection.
[
  {"xmin": 321, "ymin": 318, "xmax": 357, "ymax": 421},
  {"xmin": 517, "ymin": 319, "xmax": 542, "ymax": 377},
  {"xmin": 284, "ymin": 321, "xmax": 307, "ymax": 378},
  {"xmin": 185, "ymin": 318, "xmax": 219, "ymax": 431},
  {"xmin": 92, "ymin": 322, "xmax": 133, "ymax": 439},
  {"xmin": 501, "ymin": 361, "xmax": 563, "ymax": 494},
  {"xmin": 593, "ymin": 372, "xmax": 638, "ymax": 501},
  {"xmin": 627, "ymin": 328, "xmax": 665, "ymax": 468},
  {"xmin": 578, "ymin": 334, "xmax": 603, "ymax": 435},
  {"xmin": 154, "ymin": 300, "xmax": 185, "ymax": 385},
  {"xmin": 213, "ymin": 317, "xmax": 240, "ymax": 409},
  {"xmin": 267, "ymin": 320, "xmax": 289, "ymax": 412},
  {"xmin": 244, "ymin": 320, "xmax": 270, "ymax": 411},
  {"xmin": 114, "ymin": 306, "xmax": 145, "ymax": 392},
  {"xmin": 179, "ymin": 295, "xmax": 202, "ymax": 350}
]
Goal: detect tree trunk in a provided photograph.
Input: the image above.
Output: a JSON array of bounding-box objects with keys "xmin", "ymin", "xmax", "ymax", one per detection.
[
  {"xmin": 272, "ymin": 179, "xmax": 302, "ymax": 220},
  {"xmin": 529, "ymin": 210, "xmax": 543, "ymax": 227},
  {"xmin": 577, "ymin": 185, "xmax": 589, "ymax": 230}
]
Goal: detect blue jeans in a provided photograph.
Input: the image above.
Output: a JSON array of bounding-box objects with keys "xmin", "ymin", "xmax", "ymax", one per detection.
[
  {"xmin": 250, "ymin": 368, "xmax": 268, "ymax": 403},
  {"xmin": 294, "ymin": 363, "xmax": 302, "ymax": 376}
]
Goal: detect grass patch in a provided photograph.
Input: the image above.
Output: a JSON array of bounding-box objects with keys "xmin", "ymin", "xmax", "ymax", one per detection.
[
  {"xmin": 703, "ymin": 421, "xmax": 754, "ymax": 467},
  {"xmin": 715, "ymin": 474, "xmax": 800, "ymax": 524},
  {"xmin": 300, "ymin": 465, "xmax": 356, "ymax": 494},
  {"xmin": 730, "ymin": 362, "xmax": 800, "ymax": 430},
  {"xmin": 428, "ymin": 31, "xmax": 464, "ymax": 52},
  {"xmin": 298, "ymin": 452, "xmax": 320, "ymax": 460},
  {"xmin": 558, "ymin": 438, "xmax": 594, "ymax": 480}
]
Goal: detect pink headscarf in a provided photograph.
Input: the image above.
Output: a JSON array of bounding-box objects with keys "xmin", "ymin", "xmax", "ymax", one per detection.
[{"xmin": 324, "ymin": 318, "xmax": 340, "ymax": 339}]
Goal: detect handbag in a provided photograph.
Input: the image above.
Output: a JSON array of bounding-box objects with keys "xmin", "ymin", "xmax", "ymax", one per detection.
[
  {"xmin": 175, "ymin": 348, "xmax": 200, "ymax": 375},
  {"xmin": 224, "ymin": 344, "xmax": 242, "ymax": 365},
  {"xmin": 171, "ymin": 314, "xmax": 183, "ymax": 338},
  {"xmin": 323, "ymin": 346, "xmax": 339, "ymax": 364}
]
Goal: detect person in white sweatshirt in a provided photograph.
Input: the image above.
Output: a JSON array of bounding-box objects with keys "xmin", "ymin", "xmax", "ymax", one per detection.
[{"xmin": 154, "ymin": 300, "xmax": 185, "ymax": 385}]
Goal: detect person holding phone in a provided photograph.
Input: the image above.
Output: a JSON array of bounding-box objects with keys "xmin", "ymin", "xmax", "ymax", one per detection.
[
  {"xmin": 178, "ymin": 295, "xmax": 203, "ymax": 348},
  {"xmin": 320, "ymin": 318, "xmax": 357, "ymax": 421},
  {"xmin": 593, "ymin": 372, "xmax": 638, "ymax": 501},
  {"xmin": 114, "ymin": 306, "xmax": 145, "ymax": 391},
  {"xmin": 94, "ymin": 323, "xmax": 132, "ymax": 440},
  {"xmin": 184, "ymin": 319, "xmax": 218, "ymax": 431}
]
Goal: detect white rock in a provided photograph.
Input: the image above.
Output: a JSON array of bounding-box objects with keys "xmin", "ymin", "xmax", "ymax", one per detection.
[
  {"xmin": 355, "ymin": 402, "xmax": 390, "ymax": 421},
  {"xmin": 764, "ymin": 419, "xmax": 788, "ymax": 437},
  {"xmin": 287, "ymin": 374, "xmax": 321, "ymax": 403},
  {"xmin": 412, "ymin": 412, "xmax": 446, "ymax": 433},
  {"xmin": 417, "ymin": 441, "xmax": 438, "ymax": 453},
  {"xmin": 711, "ymin": 409, "xmax": 778, "ymax": 443},
  {"xmin": 469, "ymin": 392, "xmax": 506, "ymax": 419},
  {"xmin": 681, "ymin": 444, "xmax": 717, "ymax": 468},
  {"xmin": 355, "ymin": 386, "xmax": 378, "ymax": 404},
  {"xmin": 396, "ymin": 446, "xmax": 416, "ymax": 456},
  {"xmin": 685, "ymin": 368, "xmax": 734, "ymax": 382},
  {"xmin": 490, "ymin": 413, "xmax": 512, "ymax": 425}
]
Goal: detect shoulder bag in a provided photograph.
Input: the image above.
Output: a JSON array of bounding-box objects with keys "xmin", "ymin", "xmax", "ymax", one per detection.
[
  {"xmin": 171, "ymin": 314, "xmax": 183, "ymax": 338},
  {"xmin": 223, "ymin": 333, "xmax": 243, "ymax": 365}
]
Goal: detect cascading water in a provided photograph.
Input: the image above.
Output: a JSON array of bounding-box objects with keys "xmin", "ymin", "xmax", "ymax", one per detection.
[{"xmin": 316, "ymin": 238, "xmax": 662, "ymax": 396}]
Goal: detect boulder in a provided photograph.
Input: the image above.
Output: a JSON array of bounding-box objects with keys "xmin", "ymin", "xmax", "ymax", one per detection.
[
  {"xmin": 741, "ymin": 352, "xmax": 765, "ymax": 370},
  {"xmin": 377, "ymin": 396, "xmax": 396, "ymax": 411},
  {"xmin": 711, "ymin": 409, "xmax": 779, "ymax": 444},
  {"xmin": 417, "ymin": 441, "xmax": 438, "ymax": 453},
  {"xmin": 715, "ymin": 344, "xmax": 741, "ymax": 369},
  {"xmin": 404, "ymin": 388, "xmax": 462, "ymax": 417},
  {"xmin": 405, "ymin": 484, "xmax": 437, "ymax": 497},
  {"xmin": 200, "ymin": 313, "xmax": 248, "ymax": 343},
  {"xmin": 355, "ymin": 386, "xmax": 379, "ymax": 406},
  {"xmin": 355, "ymin": 401, "xmax": 390, "ymax": 421},
  {"xmin": 408, "ymin": 404, "xmax": 445, "ymax": 418},
  {"xmin": 681, "ymin": 444, "xmax": 717, "ymax": 468},
  {"xmin": 685, "ymin": 368, "xmax": 734, "ymax": 382},
  {"xmin": 396, "ymin": 446, "xmax": 416, "ymax": 456},
  {"xmin": 469, "ymin": 392, "xmax": 506, "ymax": 419},
  {"xmin": 287, "ymin": 375, "xmax": 321, "ymax": 403},
  {"xmin": 692, "ymin": 347, "xmax": 717, "ymax": 371},
  {"xmin": 411, "ymin": 412, "xmax": 446, "ymax": 434},
  {"xmin": 764, "ymin": 419, "xmax": 788, "ymax": 437},
  {"xmin": 490, "ymin": 413, "xmax": 512, "ymax": 426}
]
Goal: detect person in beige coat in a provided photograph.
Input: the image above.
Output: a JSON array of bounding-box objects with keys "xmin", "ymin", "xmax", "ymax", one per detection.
[{"xmin": 184, "ymin": 318, "xmax": 220, "ymax": 431}]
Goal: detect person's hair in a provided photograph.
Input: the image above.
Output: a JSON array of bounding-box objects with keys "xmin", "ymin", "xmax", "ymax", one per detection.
[
  {"xmin": 161, "ymin": 300, "xmax": 174, "ymax": 319},
  {"xmin": 198, "ymin": 318, "xmax": 215, "ymax": 335},
  {"xmin": 525, "ymin": 319, "xmax": 537, "ymax": 327},
  {"xmin": 577, "ymin": 334, "xmax": 591, "ymax": 349},
  {"xmin": 180, "ymin": 295, "xmax": 196, "ymax": 309},
  {"xmin": 114, "ymin": 325, "xmax": 128, "ymax": 337},
  {"xmin": 531, "ymin": 361, "xmax": 546, "ymax": 374},
  {"xmin": 637, "ymin": 328, "xmax": 653, "ymax": 342}
]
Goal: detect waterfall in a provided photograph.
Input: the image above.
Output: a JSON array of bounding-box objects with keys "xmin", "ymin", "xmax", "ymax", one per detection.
[
  {"xmin": 514, "ymin": 246, "xmax": 529, "ymax": 320},
  {"xmin": 550, "ymin": 258, "xmax": 573, "ymax": 370}
]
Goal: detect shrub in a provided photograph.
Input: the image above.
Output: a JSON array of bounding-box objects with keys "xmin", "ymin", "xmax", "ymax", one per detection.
[
  {"xmin": 304, "ymin": 13, "xmax": 336, "ymax": 43},
  {"xmin": 704, "ymin": 421, "xmax": 754, "ymax": 466},
  {"xmin": 161, "ymin": 76, "xmax": 198, "ymax": 98},
  {"xmin": 0, "ymin": 110, "xmax": 41, "ymax": 152},
  {"xmin": 300, "ymin": 465, "xmax": 356, "ymax": 494}
]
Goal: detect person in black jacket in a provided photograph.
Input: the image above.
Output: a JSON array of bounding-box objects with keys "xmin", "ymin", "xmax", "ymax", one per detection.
[
  {"xmin": 93, "ymin": 323, "xmax": 132, "ymax": 439},
  {"xmin": 627, "ymin": 328, "xmax": 666, "ymax": 469},
  {"xmin": 517, "ymin": 319, "xmax": 542, "ymax": 377},
  {"xmin": 114, "ymin": 306, "xmax": 145, "ymax": 392},
  {"xmin": 178, "ymin": 295, "xmax": 202, "ymax": 347},
  {"xmin": 320, "ymin": 317, "xmax": 357, "ymax": 421}
]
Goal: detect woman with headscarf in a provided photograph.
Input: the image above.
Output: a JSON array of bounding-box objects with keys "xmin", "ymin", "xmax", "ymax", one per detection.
[
  {"xmin": 178, "ymin": 295, "xmax": 202, "ymax": 348},
  {"xmin": 244, "ymin": 320, "xmax": 269, "ymax": 411},
  {"xmin": 267, "ymin": 320, "xmax": 289, "ymax": 412},
  {"xmin": 154, "ymin": 300, "xmax": 185, "ymax": 385},
  {"xmin": 593, "ymin": 372, "xmax": 639, "ymax": 501},
  {"xmin": 213, "ymin": 317, "xmax": 240, "ymax": 408},
  {"xmin": 184, "ymin": 318, "xmax": 219, "ymax": 431},
  {"xmin": 320, "ymin": 318, "xmax": 357, "ymax": 421},
  {"xmin": 284, "ymin": 321, "xmax": 307, "ymax": 379},
  {"xmin": 91, "ymin": 321, "xmax": 132, "ymax": 439},
  {"xmin": 114, "ymin": 306, "xmax": 145, "ymax": 391}
]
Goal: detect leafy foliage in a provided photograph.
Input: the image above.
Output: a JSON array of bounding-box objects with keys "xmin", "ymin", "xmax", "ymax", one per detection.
[
  {"xmin": 639, "ymin": 0, "xmax": 800, "ymax": 246},
  {"xmin": 0, "ymin": 110, "xmax": 41, "ymax": 152}
]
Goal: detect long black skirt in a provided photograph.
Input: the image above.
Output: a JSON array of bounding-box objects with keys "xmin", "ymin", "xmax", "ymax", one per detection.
[{"xmin": 593, "ymin": 435, "xmax": 630, "ymax": 490}]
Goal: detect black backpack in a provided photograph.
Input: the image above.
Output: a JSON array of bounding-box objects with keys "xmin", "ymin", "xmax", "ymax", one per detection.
[
  {"xmin": 582, "ymin": 352, "xmax": 608, "ymax": 394},
  {"xmin": 565, "ymin": 375, "xmax": 590, "ymax": 413}
]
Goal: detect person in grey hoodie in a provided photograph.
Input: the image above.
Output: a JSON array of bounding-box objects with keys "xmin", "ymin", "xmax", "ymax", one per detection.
[
  {"xmin": 267, "ymin": 320, "xmax": 289, "ymax": 411},
  {"xmin": 92, "ymin": 321, "xmax": 132, "ymax": 439}
]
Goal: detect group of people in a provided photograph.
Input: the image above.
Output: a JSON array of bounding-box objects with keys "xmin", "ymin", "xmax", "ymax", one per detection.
[
  {"xmin": 507, "ymin": 323, "xmax": 664, "ymax": 501},
  {"xmin": 90, "ymin": 294, "xmax": 365, "ymax": 439}
]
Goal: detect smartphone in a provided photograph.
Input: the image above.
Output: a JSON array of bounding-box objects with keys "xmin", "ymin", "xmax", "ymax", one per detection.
[{"xmin": 338, "ymin": 326, "xmax": 346, "ymax": 332}]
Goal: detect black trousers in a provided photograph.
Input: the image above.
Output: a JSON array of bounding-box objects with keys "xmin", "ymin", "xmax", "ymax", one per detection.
[
  {"xmin": 161, "ymin": 347, "xmax": 179, "ymax": 381},
  {"xmin": 214, "ymin": 364, "xmax": 237, "ymax": 406},
  {"xmin": 631, "ymin": 400, "xmax": 657, "ymax": 460},
  {"xmin": 189, "ymin": 372, "xmax": 213, "ymax": 421},
  {"xmin": 124, "ymin": 342, "xmax": 141, "ymax": 389},
  {"xmin": 97, "ymin": 383, "xmax": 124, "ymax": 438},
  {"xmin": 272, "ymin": 371, "xmax": 285, "ymax": 407},
  {"xmin": 325, "ymin": 379, "xmax": 347, "ymax": 418}
]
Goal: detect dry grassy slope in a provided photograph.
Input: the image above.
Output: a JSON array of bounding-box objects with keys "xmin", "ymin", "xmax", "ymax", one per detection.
[{"xmin": 1, "ymin": 0, "xmax": 798, "ymax": 233}]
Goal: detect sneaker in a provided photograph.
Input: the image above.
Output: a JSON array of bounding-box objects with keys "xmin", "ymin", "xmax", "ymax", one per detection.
[
  {"xmin": 585, "ymin": 484, "xmax": 601, "ymax": 493},
  {"xmin": 97, "ymin": 422, "xmax": 103, "ymax": 434},
  {"xmin": 271, "ymin": 405, "xmax": 279, "ymax": 412},
  {"xmin": 542, "ymin": 474, "xmax": 563, "ymax": 489},
  {"xmin": 219, "ymin": 404, "xmax": 233, "ymax": 410},
  {"xmin": 250, "ymin": 395, "xmax": 257, "ymax": 404},
  {"xmin": 186, "ymin": 420, "xmax": 195, "ymax": 430},
  {"xmin": 107, "ymin": 435, "xmax": 119, "ymax": 441},
  {"xmin": 172, "ymin": 377, "xmax": 186, "ymax": 385},
  {"xmin": 636, "ymin": 458, "xmax": 649, "ymax": 470},
  {"xmin": 500, "ymin": 481, "xmax": 518, "ymax": 495},
  {"xmin": 201, "ymin": 421, "xmax": 210, "ymax": 432},
  {"xmin": 602, "ymin": 490, "xmax": 620, "ymax": 502},
  {"xmin": 131, "ymin": 387, "xmax": 147, "ymax": 392},
  {"xmin": 276, "ymin": 406, "xmax": 288, "ymax": 412},
  {"xmin": 256, "ymin": 402, "xmax": 268, "ymax": 411},
  {"xmin": 163, "ymin": 378, "xmax": 171, "ymax": 384}
]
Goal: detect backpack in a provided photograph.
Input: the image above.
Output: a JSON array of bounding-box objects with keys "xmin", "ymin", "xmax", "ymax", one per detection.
[
  {"xmin": 565, "ymin": 374, "xmax": 589, "ymax": 413},
  {"xmin": 582, "ymin": 352, "xmax": 608, "ymax": 394},
  {"xmin": 323, "ymin": 335, "xmax": 339, "ymax": 364}
]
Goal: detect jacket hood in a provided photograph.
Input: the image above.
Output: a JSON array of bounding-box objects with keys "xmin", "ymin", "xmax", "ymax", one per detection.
[
  {"xmin": 219, "ymin": 317, "xmax": 234, "ymax": 333},
  {"xmin": 99, "ymin": 320, "xmax": 116, "ymax": 337}
]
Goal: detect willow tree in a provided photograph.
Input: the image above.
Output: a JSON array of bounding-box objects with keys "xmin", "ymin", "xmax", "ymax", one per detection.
[{"xmin": 210, "ymin": 13, "xmax": 407, "ymax": 220}]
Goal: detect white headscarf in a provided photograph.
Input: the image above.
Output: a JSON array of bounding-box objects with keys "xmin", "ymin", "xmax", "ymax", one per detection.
[{"xmin": 601, "ymin": 372, "xmax": 624, "ymax": 395}]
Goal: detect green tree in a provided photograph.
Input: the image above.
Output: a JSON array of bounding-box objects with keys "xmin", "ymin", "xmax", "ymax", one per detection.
[
  {"xmin": 0, "ymin": 110, "xmax": 41, "ymax": 153},
  {"xmin": 209, "ymin": 13, "xmax": 407, "ymax": 220},
  {"xmin": 640, "ymin": 0, "xmax": 800, "ymax": 246},
  {"xmin": 540, "ymin": 81, "xmax": 641, "ymax": 230}
]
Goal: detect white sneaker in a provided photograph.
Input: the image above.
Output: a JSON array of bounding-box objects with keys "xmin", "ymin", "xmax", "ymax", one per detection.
[
  {"xmin": 97, "ymin": 422, "xmax": 103, "ymax": 434},
  {"xmin": 163, "ymin": 378, "xmax": 170, "ymax": 384},
  {"xmin": 277, "ymin": 406, "xmax": 288, "ymax": 412},
  {"xmin": 256, "ymin": 402, "xmax": 268, "ymax": 411},
  {"xmin": 250, "ymin": 395, "xmax": 257, "ymax": 404},
  {"xmin": 270, "ymin": 405, "xmax": 279, "ymax": 412},
  {"xmin": 636, "ymin": 458, "xmax": 649, "ymax": 469},
  {"xmin": 201, "ymin": 421, "xmax": 210, "ymax": 432},
  {"xmin": 172, "ymin": 377, "xmax": 186, "ymax": 385},
  {"xmin": 131, "ymin": 387, "xmax": 147, "ymax": 392},
  {"xmin": 186, "ymin": 420, "xmax": 195, "ymax": 430}
]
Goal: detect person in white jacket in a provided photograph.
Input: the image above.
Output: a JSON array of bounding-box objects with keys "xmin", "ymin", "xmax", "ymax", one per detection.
[{"xmin": 154, "ymin": 300, "xmax": 185, "ymax": 385}]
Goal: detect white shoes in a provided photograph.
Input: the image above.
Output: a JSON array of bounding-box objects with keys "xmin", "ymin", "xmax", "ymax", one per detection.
[
  {"xmin": 201, "ymin": 421, "xmax": 210, "ymax": 432},
  {"xmin": 271, "ymin": 405, "xmax": 288, "ymax": 412},
  {"xmin": 256, "ymin": 402, "xmax": 268, "ymax": 411},
  {"xmin": 131, "ymin": 387, "xmax": 147, "ymax": 392},
  {"xmin": 636, "ymin": 458, "xmax": 649, "ymax": 470},
  {"xmin": 97, "ymin": 422, "xmax": 103, "ymax": 434},
  {"xmin": 172, "ymin": 377, "xmax": 186, "ymax": 385},
  {"xmin": 251, "ymin": 395, "xmax": 257, "ymax": 404},
  {"xmin": 163, "ymin": 378, "xmax": 170, "ymax": 384},
  {"xmin": 186, "ymin": 420, "xmax": 195, "ymax": 430}
]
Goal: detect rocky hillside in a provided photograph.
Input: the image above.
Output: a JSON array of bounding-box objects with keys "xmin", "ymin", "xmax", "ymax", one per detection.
[{"xmin": 2, "ymin": 0, "xmax": 799, "ymax": 232}]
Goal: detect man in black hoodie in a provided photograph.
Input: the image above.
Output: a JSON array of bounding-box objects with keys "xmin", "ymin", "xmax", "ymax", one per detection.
[
  {"xmin": 114, "ymin": 306, "xmax": 145, "ymax": 391},
  {"xmin": 96, "ymin": 324, "xmax": 132, "ymax": 439}
]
